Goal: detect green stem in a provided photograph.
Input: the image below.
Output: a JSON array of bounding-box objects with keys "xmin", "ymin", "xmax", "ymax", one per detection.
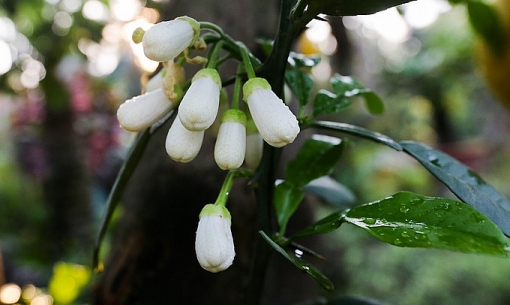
[
  {"xmin": 239, "ymin": 43, "xmax": 257, "ymax": 79},
  {"xmin": 200, "ymin": 24, "xmax": 262, "ymax": 72},
  {"xmin": 199, "ymin": 21, "xmax": 225, "ymax": 36},
  {"xmin": 290, "ymin": 0, "xmax": 309, "ymax": 20},
  {"xmin": 231, "ymin": 65, "xmax": 244, "ymax": 109},
  {"xmin": 241, "ymin": 0, "xmax": 310, "ymax": 304},
  {"xmin": 214, "ymin": 171, "xmax": 236, "ymax": 207},
  {"xmin": 206, "ymin": 40, "xmax": 224, "ymax": 69},
  {"xmin": 214, "ymin": 169, "xmax": 254, "ymax": 207}
]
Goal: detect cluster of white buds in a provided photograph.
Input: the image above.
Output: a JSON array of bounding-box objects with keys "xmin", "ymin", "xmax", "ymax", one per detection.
[{"xmin": 116, "ymin": 16, "xmax": 302, "ymax": 273}]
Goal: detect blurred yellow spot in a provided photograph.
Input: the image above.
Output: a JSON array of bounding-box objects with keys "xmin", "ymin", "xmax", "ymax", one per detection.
[
  {"xmin": 48, "ymin": 262, "xmax": 91, "ymax": 304},
  {"xmin": 296, "ymin": 33, "xmax": 321, "ymax": 55}
]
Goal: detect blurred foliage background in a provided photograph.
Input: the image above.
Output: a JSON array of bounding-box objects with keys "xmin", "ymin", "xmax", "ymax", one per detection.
[{"xmin": 0, "ymin": 0, "xmax": 510, "ymax": 304}]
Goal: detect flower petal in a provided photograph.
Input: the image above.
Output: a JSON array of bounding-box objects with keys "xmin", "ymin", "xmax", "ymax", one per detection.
[
  {"xmin": 178, "ymin": 69, "xmax": 221, "ymax": 131},
  {"xmin": 244, "ymin": 78, "xmax": 300, "ymax": 147},
  {"xmin": 165, "ymin": 117, "xmax": 204, "ymax": 162},
  {"xmin": 117, "ymin": 88, "xmax": 174, "ymax": 132},
  {"xmin": 142, "ymin": 19, "xmax": 195, "ymax": 62}
]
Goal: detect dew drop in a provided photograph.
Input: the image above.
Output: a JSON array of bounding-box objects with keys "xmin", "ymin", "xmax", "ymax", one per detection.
[
  {"xmin": 399, "ymin": 207, "xmax": 409, "ymax": 214},
  {"xmin": 394, "ymin": 238, "xmax": 402, "ymax": 245},
  {"xmin": 363, "ymin": 218, "xmax": 376, "ymax": 225}
]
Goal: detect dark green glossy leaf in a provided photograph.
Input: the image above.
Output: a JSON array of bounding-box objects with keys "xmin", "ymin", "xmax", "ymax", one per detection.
[
  {"xmin": 288, "ymin": 51, "xmax": 321, "ymax": 68},
  {"xmin": 289, "ymin": 241, "xmax": 327, "ymax": 260},
  {"xmin": 290, "ymin": 210, "xmax": 344, "ymax": 240},
  {"xmin": 303, "ymin": 176, "xmax": 356, "ymax": 209},
  {"xmin": 361, "ymin": 91, "xmax": 385, "ymax": 115},
  {"xmin": 331, "ymin": 74, "xmax": 364, "ymax": 96},
  {"xmin": 256, "ymin": 38, "xmax": 274, "ymax": 56},
  {"xmin": 330, "ymin": 74, "xmax": 384, "ymax": 115},
  {"xmin": 312, "ymin": 89, "xmax": 352, "ymax": 116},
  {"xmin": 466, "ymin": 0, "xmax": 506, "ymax": 57},
  {"xmin": 259, "ymin": 230, "xmax": 334, "ymax": 291},
  {"xmin": 93, "ymin": 129, "xmax": 152, "ymax": 270},
  {"xmin": 311, "ymin": 121, "xmax": 402, "ymax": 151},
  {"xmin": 286, "ymin": 135, "xmax": 344, "ymax": 187},
  {"xmin": 308, "ymin": 0, "xmax": 415, "ymax": 16},
  {"xmin": 275, "ymin": 181, "xmax": 305, "ymax": 234},
  {"xmin": 401, "ymin": 141, "xmax": 510, "ymax": 236},
  {"xmin": 285, "ymin": 68, "xmax": 314, "ymax": 108},
  {"xmin": 345, "ymin": 192, "xmax": 510, "ymax": 255}
]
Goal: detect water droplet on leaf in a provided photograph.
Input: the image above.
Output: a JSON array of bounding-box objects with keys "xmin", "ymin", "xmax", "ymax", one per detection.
[
  {"xmin": 399, "ymin": 207, "xmax": 409, "ymax": 214},
  {"xmin": 363, "ymin": 218, "xmax": 376, "ymax": 225}
]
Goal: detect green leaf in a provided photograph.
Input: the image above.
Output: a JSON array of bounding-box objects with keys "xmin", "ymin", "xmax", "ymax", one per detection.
[
  {"xmin": 308, "ymin": 0, "xmax": 415, "ymax": 16},
  {"xmin": 331, "ymin": 74, "xmax": 364, "ymax": 95},
  {"xmin": 312, "ymin": 89, "xmax": 352, "ymax": 117},
  {"xmin": 286, "ymin": 135, "xmax": 344, "ymax": 187},
  {"xmin": 288, "ymin": 51, "xmax": 321, "ymax": 68},
  {"xmin": 303, "ymin": 176, "xmax": 356, "ymax": 209},
  {"xmin": 361, "ymin": 91, "xmax": 385, "ymax": 115},
  {"xmin": 290, "ymin": 210, "xmax": 344, "ymax": 240},
  {"xmin": 285, "ymin": 67, "xmax": 314, "ymax": 108},
  {"xmin": 466, "ymin": 0, "xmax": 506, "ymax": 57},
  {"xmin": 259, "ymin": 230, "xmax": 334, "ymax": 291},
  {"xmin": 401, "ymin": 141, "xmax": 510, "ymax": 236},
  {"xmin": 345, "ymin": 192, "xmax": 510, "ymax": 255},
  {"xmin": 311, "ymin": 121, "xmax": 402, "ymax": 151},
  {"xmin": 93, "ymin": 128, "xmax": 152, "ymax": 271},
  {"xmin": 256, "ymin": 38, "xmax": 274, "ymax": 56},
  {"xmin": 330, "ymin": 74, "xmax": 384, "ymax": 115},
  {"xmin": 275, "ymin": 181, "xmax": 305, "ymax": 234}
]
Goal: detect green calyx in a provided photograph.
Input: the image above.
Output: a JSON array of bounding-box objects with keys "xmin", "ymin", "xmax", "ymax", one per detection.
[
  {"xmin": 243, "ymin": 77, "xmax": 271, "ymax": 101},
  {"xmin": 221, "ymin": 109, "xmax": 246, "ymax": 125},
  {"xmin": 176, "ymin": 16, "xmax": 200, "ymax": 47},
  {"xmin": 169, "ymin": 84, "xmax": 184, "ymax": 105},
  {"xmin": 192, "ymin": 68, "xmax": 222, "ymax": 87},
  {"xmin": 199, "ymin": 203, "xmax": 231, "ymax": 221}
]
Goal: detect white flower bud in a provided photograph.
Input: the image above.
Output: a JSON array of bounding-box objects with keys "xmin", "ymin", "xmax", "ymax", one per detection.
[
  {"xmin": 195, "ymin": 204, "xmax": 235, "ymax": 273},
  {"xmin": 214, "ymin": 110, "xmax": 246, "ymax": 170},
  {"xmin": 142, "ymin": 16, "xmax": 199, "ymax": 62},
  {"xmin": 245, "ymin": 133, "xmax": 263, "ymax": 169},
  {"xmin": 144, "ymin": 70, "xmax": 163, "ymax": 93},
  {"xmin": 165, "ymin": 117, "xmax": 204, "ymax": 162},
  {"xmin": 245, "ymin": 118, "xmax": 263, "ymax": 169},
  {"xmin": 178, "ymin": 68, "xmax": 221, "ymax": 131},
  {"xmin": 117, "ymin": 88, "xmax": 175, "ymax": 132},
  {"xmin": 243, "ymin": 78, "xmax": 300, "ymax": 147},
  {"xmin": 207, "ymin": 89, "xmax": 229, "ymax": 138}
]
